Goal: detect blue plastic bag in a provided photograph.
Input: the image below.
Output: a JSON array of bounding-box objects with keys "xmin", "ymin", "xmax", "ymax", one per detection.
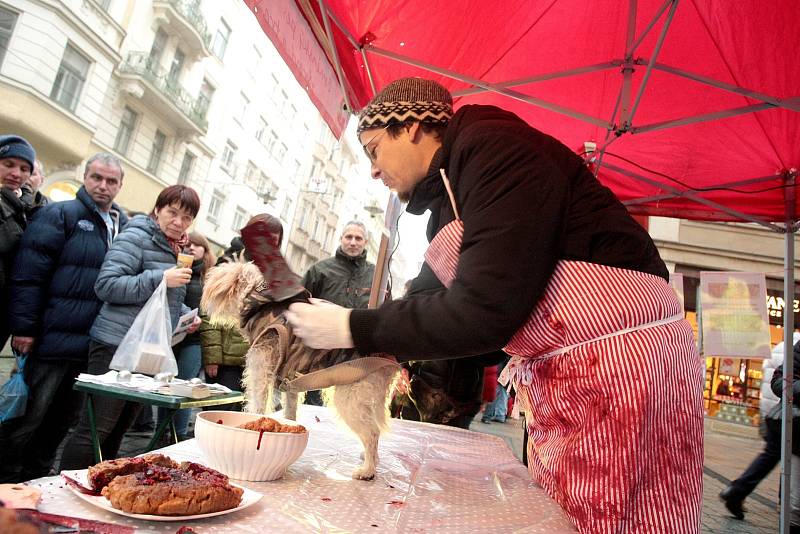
[{"xmin": 0, "ymin": 350, "xmax": 29, "ymax": 423}]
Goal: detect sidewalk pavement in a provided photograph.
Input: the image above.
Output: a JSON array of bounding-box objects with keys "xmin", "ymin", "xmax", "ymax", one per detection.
[{"xmin": 0, "ymin": 353, "xmax": 780, "ymax": 532}]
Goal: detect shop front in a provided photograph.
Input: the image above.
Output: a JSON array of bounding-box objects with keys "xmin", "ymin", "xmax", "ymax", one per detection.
[{"xmin": 676, "ymin": 267, "xmax": 798, "ymax": 427}]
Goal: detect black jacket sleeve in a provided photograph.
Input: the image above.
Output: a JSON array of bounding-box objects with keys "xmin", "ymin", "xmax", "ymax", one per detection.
[
  {"xmin": 352, "ymin": 124, "xmax": 567, "ymax": 359},
  {"xmin": 9, "ymin": 205, "xmax": 66, "ymax": 336}
]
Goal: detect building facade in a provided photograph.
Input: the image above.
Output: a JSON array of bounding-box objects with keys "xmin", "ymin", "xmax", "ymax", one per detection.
[{"xmin": 0, "ymin": 0, "xmax": 385, "ymax": 265}]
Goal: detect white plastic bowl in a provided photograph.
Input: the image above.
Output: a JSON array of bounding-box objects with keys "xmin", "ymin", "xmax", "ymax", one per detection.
[{"xmin": 194, "ymin": 411, "xmax": 309, "ymax": 481}]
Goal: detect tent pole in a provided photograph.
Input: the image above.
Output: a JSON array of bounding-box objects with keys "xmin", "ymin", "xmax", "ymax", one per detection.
[
  {"xmin": 317, "ymin": 0, "xmax": 352, "ymax": 113},
  {"xmin": 652, "ymin": 64, "xmax": 800, "ymax": 112},
  {"xmin": 601, "ymin": 162, "xmax": 784, "ymax": 231},
  {"xmin": 626, "ymin": 0, "xmax": 678, "ymax": 125},
  {"xmin": 781, "ymin": 170, "xmax": 796, "ymax": 534},
  {"xmin": 364, "ymin": 45, "xmax": 611, "ymax": 128},
  {"xmin": 360, "ymin": 48, "xmax": 377, "ymax": 96}
]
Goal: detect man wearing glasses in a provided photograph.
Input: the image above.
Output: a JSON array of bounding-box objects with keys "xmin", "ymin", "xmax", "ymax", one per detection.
[{"xmin": 287, "ymin": 77, "xmax": 702, "ymax": 533}]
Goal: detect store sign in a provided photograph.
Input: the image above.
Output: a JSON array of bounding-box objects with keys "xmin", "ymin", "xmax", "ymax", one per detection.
[
  {"xmin": 766, "ymin": 294, "xmax": 800, "ymax": 320},
  {"xmin": 700, "ymin": 272, "xmax": 771, "ymax": 359}
]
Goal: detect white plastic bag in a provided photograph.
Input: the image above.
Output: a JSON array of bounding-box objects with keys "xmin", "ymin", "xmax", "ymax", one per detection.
[{"xmin": 110, "ymin": 279, "xmax": 178, "ymax": 376}]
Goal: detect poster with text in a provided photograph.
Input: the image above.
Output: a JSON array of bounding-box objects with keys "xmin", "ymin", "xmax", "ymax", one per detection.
[{"xmin": 700, "ymin": 272, "xmax": 770, "ymax": 359}]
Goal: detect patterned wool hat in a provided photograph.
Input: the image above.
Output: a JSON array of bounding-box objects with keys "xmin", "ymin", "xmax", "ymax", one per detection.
[{"xmin": 357, "ymin": 78, "xmax": 453, "ymax": 133}]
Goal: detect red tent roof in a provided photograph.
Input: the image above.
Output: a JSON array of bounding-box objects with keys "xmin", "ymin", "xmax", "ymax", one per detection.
[{"xmin": 246, "ymin": 0, "xmax": 799, "ymax": 226}]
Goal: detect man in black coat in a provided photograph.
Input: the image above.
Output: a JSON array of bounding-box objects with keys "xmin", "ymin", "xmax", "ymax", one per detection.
[{"xmin": 0, "ymin": 153, "xmax": 126, "ymax": 482}]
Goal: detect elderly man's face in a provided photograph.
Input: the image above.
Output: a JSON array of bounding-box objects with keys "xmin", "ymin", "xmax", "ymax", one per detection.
[
  {"xmin": 340, "ymin": 225, "xmax": 367, "ymax": 257},
  {"xmin": 0, "ymin": 157, "xmax": 31, "ymax": 191}
]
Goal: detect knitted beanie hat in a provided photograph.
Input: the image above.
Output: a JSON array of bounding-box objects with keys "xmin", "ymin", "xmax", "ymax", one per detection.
[
  {"xmin": 357, "ymin": 78, "xmax": 453, "ymax": 133},
  {"xmin": 0, "ymin": 135, "xmax": 36, "ymax": 170}
]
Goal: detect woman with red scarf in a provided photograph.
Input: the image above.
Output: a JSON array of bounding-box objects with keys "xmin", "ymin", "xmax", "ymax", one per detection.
[{"xmin": 60, "ymin": 185, "xmax": 201, "ymax": 470}]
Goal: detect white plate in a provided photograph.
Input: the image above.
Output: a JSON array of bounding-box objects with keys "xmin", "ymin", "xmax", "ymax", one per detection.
[{"xmin": 61, "ymin": 469, "xmax": 262, "ymax": 522}]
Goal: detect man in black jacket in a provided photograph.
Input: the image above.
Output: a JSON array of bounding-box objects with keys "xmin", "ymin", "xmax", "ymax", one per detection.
[
  {"xmin": 301, "ymin": 220, "xmax": 376, "ymax": 405},
  {"xmin": 0, "ymin": 152, "xmax": 126, "ymax": 482}
]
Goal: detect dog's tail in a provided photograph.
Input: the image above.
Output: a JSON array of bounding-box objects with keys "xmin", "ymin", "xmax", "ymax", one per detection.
[{"xmin": 201, "ymin": 260, "xmax": 262, "ymax": 325}]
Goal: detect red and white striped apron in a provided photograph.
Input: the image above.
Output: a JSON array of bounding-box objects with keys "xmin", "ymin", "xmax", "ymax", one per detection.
[{"xmin": 425, "ymin": 170, "xmax": 703, "ymax": 533}]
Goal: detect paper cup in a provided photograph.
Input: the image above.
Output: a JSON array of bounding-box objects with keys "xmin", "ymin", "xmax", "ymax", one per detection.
[{"xmin": 177, "ymin": 252, "xmax": 194, "ymax": 268}]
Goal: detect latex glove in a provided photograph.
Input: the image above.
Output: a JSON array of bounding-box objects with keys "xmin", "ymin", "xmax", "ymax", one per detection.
[{"xmin": 286, "ymin": 298, "xmax": 354, "ymax": 349}]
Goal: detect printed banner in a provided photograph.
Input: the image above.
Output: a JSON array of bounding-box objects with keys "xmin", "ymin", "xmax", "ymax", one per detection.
[{"xmin": 700, "ymin": 272, "xmax": 770, "ymax": 359}]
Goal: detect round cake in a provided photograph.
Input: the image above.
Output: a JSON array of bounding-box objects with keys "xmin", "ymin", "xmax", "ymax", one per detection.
[{"xmin": 100, "ymin": 461, "xmax": 243, "ymax": 516}]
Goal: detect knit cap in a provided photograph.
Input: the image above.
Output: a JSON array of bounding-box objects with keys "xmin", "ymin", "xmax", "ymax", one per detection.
[
  {"xmin": 357, "ymin": 78, "xmax": 453, "ymax": 133},
  {"xmin": 0, "ymin": 135, "xmax": 36, "ymax": 170}
]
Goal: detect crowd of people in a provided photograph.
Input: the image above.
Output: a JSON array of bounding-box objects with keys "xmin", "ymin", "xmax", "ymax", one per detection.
[{"xmin": 0, "ymin": 134, "xmax": 506, "ymax": 485}]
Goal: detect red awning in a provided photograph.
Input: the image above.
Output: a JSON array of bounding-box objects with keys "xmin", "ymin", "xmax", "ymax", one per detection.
[{"xmin": 245, "ymin": 0, "xmax": 799, "ymax": 226}]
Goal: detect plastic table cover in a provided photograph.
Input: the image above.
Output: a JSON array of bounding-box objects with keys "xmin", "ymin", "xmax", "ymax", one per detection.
[{"xmin": 30, "ymin": 405, "xmax": 574, "ymax": 532}]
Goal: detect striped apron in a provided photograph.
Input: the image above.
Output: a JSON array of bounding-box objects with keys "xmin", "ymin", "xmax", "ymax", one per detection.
[{"xmin": 425, "ymin": 171, "xmax": 703, "ymax": 533}]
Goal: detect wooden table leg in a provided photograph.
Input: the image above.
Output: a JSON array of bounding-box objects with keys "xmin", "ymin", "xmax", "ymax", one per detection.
[{"xmin": 86, "ymin": 394, "xmax": 102, "ymax": 464}]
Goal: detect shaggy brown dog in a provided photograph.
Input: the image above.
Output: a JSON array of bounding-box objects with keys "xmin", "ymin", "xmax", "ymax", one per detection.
[{"xmin": 201, "ymin": 260, "xmax": 398, "ymax": 480}]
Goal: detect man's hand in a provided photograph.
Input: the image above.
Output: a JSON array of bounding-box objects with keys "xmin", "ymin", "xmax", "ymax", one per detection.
[
  {"xmin": 285, "ymin": 298, "xmax": 354, "ymax": 349},
  {"xmin": 205, "ymin": 364, "xmax": 219, "ymax": 378},
  {"xmin": 186, "ymin": 315, "xmax": 202, "ymax": 334},
  {"xmin": 11, "ymin": 336, "xmax": 35, "ymax": 354},
  {"xmin": 164, "ymin": 266, "xmax": 192, "ymax": 288}
]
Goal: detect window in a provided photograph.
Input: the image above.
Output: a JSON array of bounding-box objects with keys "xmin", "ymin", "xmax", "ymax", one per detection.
[
  {"xmin": 325, "ymin": 225, "xmax": 335, "ymax": 251},
  {"xmin": 232, "ymin": 207, "xmax": 247, "ymax": 231},
  {"xmin": 208, "ymin": 190, "xmax": 225, "ymax": 222},
  {"xmin": 0, "ymin": 7, "xmax": 19, "ymax": 68},
  {"xmin": 166, "ymin": 48, "xmax": 185, "ymax": 88},
  {"xmin": 311, "ymin": 216, "xmax": 321, "ymax": 243},
  {"xmin": 177, "ymin": 151, "xmax": 195, "ymax": 185},
  {"xmin": 196, "ymin": 79, "xmax": 214, "ymax": 119},
  {"xmin": 113, "ymin": 106, "xmax": 138, "ymax": 155},
  {"xmin": 98, "ymin": 0, "xmax": 112, "ymax": 10},
  {"xmin": 211, "ymin": 19, "xmax": 231, "ymax": 59},
  {"xmin": 266, "ymin": 131, "xmax": 278, "ymax": 153},
  {"xmin": 293, "ymin": 159, "xmax": 301, "ymax": 178},
  {"xmin": 298, "ymin": 201, "xmax": 311, "ymax": 231},
  {"xmin": 244, "ymin": 161, "xmax": 257, "ymax": 185},
  {"xmin": 332, "ymin": 189, "xmax": 343, "ymax": 211},
  {"xmin": 281, "ymin": 197, "xmax": 292, "ymax": 221},
  {"xmin": 255, "ymin": 117, "xmax": 267, "ymax": 142},
  {"xmin": 258, "ymin": 172, "xmax": 277, "ymax": 201},
  {"xmin": 274, "ymin": 142, "xmax": 287, "ymax": 163},
  {"xmin": 249, "ymin": 46, "xmax": 261, "ymax": 80},
  {"xmin": 146, "ymin": 130, "xmax": 166, "ymax": 173},
  {"xmin": 235, "ymin": 92, "xmax": 248, "ymax": 125},
  {"xmin": 148, "ymin": 28, "xmax": 168, "ymax": 68},
  {"xmin": 50, "ymin": 44, "xmax": 91, "ymax": 112},
  {"xmin": 221, "ymin": 140, "xmax": 237, "ymax": 175}
]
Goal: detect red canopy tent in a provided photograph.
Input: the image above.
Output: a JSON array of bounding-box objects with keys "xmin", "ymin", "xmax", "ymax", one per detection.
[{"xmin": 244, "ymin": 0, "xmax": 799, "ymax": 528}]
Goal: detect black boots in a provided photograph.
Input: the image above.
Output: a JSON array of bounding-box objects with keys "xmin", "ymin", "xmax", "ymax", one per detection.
[{"xmin": 719, "ymin": 486, "xmax": 745, "ymax": 520}]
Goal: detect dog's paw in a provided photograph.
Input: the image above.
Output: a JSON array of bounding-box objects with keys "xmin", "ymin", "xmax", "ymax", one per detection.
[{"xmin": 351, "ymin": 466, "xmax": 376, "ymax": 481}]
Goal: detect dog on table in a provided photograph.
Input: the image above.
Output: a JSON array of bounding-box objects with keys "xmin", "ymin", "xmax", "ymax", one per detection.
[{"xmin": 201, "ymin": 251, "xmax": 398, "ymax": 481}]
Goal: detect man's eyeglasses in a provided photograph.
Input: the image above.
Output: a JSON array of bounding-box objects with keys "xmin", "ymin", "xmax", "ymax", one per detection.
[{"xmin": 361, "ymin": 125, "xmax": 390, "ymax": 163}]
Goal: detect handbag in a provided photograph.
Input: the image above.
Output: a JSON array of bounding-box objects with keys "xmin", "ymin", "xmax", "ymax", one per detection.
[
  {"xmin": 109, "ymin": 279, "xmax": 178, "ymax": 376},
  {"xmin": 0, "ymin": 349, "xmax": 29, "ymax": 423}
]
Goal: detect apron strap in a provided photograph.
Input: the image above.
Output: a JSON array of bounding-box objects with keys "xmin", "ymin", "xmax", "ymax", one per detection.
[{"xmin": 439, "ymin": 169, "xmax": 461, "ymax": 221}]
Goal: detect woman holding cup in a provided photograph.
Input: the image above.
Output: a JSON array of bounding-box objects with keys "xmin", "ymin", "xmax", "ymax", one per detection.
[{"xmin": 60, "ymin": 185, "xmax": 201, "ymax": 470}]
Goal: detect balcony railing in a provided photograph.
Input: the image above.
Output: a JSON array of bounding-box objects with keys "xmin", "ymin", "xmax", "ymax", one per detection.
[
  {"xmin": 160, "ymin": 0, "xmax": 212, "ymax": 51},
  {"xmin": 118, "ymin": 52, "xmax": 208, "ymax": 130}
]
